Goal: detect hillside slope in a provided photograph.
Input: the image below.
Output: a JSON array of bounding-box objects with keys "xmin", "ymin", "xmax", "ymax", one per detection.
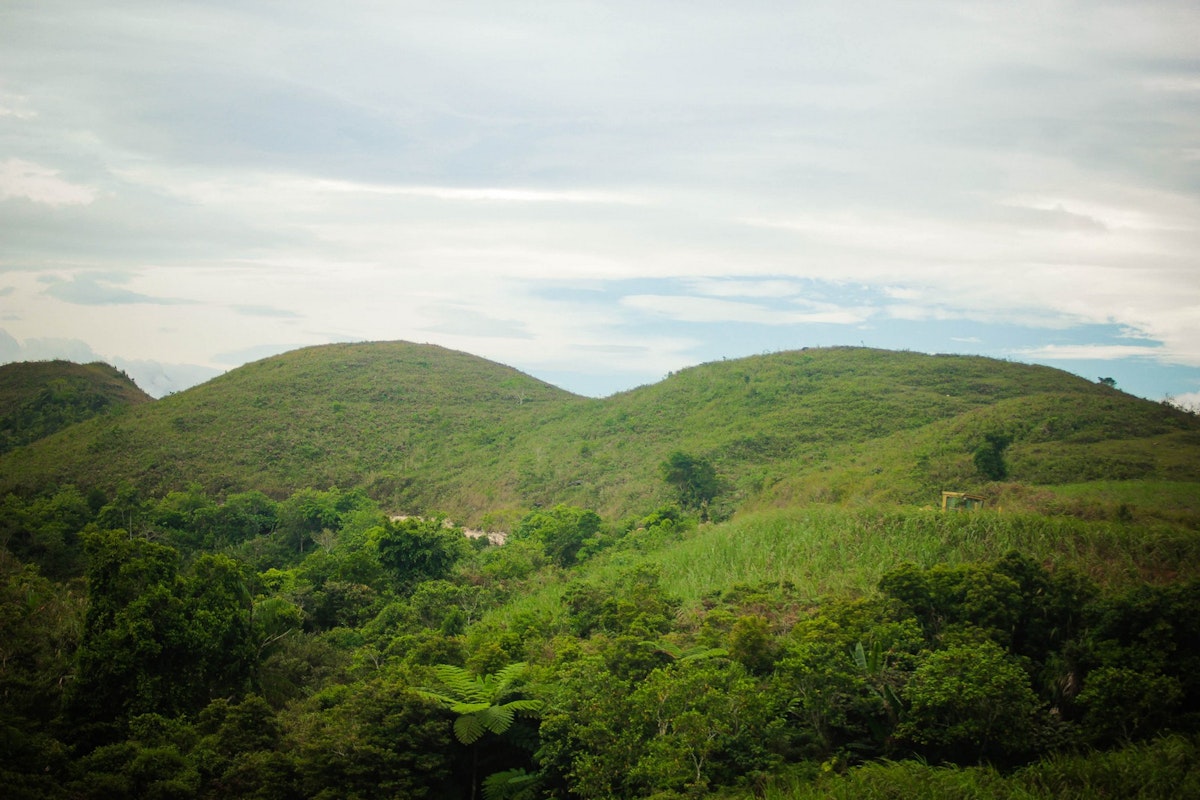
[
  {"xmin": 0, "ymin": 360, "xmax": 153, "ymax": 455},
  {"xmin": 471, "ymin": 347, "xmax": 1200, "ymax": 520},
  {"xmin": 0, "ymin": 341, "xmax": 580, "ymax": 504},
  {"xmin": 0, "ymin": 344, "xmax": 1196, "ymax": 523}
]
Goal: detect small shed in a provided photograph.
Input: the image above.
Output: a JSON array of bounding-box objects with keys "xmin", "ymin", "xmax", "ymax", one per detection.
[{"xmin": 941, "ymin": 491, "xmax": 986, "ymax": 512}]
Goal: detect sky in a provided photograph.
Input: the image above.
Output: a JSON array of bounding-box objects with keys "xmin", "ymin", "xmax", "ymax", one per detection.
[{"xmin": 1, "ymin": 1, "xmax": 1199, "ymax": 404}]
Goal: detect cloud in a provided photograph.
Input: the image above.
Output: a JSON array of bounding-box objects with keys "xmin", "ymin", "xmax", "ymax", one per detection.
[
  {"xmin": 685, "ymin": 278, "xmax": 813, "ymax": 299},
  {"xmin": 424, "ymin": 313, "xmax": 534, "ymax": 340},
  {"xmin": 41, "ymin": 273, "xmax": 193, "ymax": 306},
  {"xmin": 1014, "ymin": 344, "xmax": 1168, "ymax": 361},
  {"xmin": 0, "ymin": 329, "xmax": 20, "ymax": 361},
  {"xmin": 110, "ymin": 358, "xmax": 222, "ymax": 398},
  {"xmin": 1, "ymin": 1, "xmax": 1199, "ymax": 402},
  {"xmin": 1168, "ymin": 391, "xmax": 1200, "ymax": 411},
  {"xmin": 300, "ymin": 180, "xmax": 648, "ymax": 205},
  {"xmin": 232, "ymin": 305, "xmax": 303, "ymax": 319},
  {"xmin": 0, "ymin": 97, "xmax": 36, "ymax": 120},
  {"xmin": 5, "ymin": 335, "xmax": 103, "ymax": 364},
  {"xmin": 0, "ymin": 159, "xmax": 96, "ymax": 206},
  {"xmin": 621, "ymin": 294, "xmax": 873, "ymax": 326},
  {"xmin": 211, "ymin": 344, "xmax": 309, "ymax": 366}
]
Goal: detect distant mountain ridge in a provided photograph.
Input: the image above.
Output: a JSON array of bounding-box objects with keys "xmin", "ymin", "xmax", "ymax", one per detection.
[
  {"xmin": 1, "ymin": 342, "xmax": 1196, "ymax": 524},
  {"xmin": 0, "ymin": 360, "xmax": 153, "ymax": 455}
]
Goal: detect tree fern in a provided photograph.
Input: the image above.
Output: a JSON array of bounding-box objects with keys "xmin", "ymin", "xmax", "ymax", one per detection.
[{"xmin": 417, "ymin": 661, "xmax": 543, "ymax": 745}]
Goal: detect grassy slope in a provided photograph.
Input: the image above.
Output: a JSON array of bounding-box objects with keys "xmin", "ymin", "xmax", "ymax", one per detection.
[
  {"xmin": 0, "ymin": 342, "xmax": 581, "ymax": 503},
  {"xmin": 490, "ymin": 347, "xmax": 1200, "ymax": 521},
  {"xmin": 0, "ymin": 360, "xmax": 153, "ymax": 455},
  {"xmin": 478, "ymin": 505, "xmax": 1200, "ymax": 637},
  {"xmin": 1, "ymin": 344, "xmax": 1197, "ymax": 528}
]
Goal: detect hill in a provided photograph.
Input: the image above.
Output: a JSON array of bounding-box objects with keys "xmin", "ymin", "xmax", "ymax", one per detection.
[
  {"xmin": 3, "ymin": 344, "xmax": 1200, "ymax": 800},
  {"xmin": 0, "ymin": 343, "xmax": 1197, "ymax": 525},
  {"xmin": 0, "ymin": 341, "xmax": 579, "ymax": 506},
  {"xmin": 0, "ymin": 360, "xmax": 153, "ymax": 455}
]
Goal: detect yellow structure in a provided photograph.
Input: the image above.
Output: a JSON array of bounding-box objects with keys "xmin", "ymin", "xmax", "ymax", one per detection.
[{"xmin": 941, "ymin": 491, "xmax": 986, "ymax": 512}]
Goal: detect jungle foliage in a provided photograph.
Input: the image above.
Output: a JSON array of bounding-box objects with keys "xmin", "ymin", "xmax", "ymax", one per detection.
[
  {"xmin": 2, "ymin": 343, "xmax": 1200, "ymax": 798},
  {"xmin": 1, "ymin": 481, "xmax": 1199, "ymax": 798}
]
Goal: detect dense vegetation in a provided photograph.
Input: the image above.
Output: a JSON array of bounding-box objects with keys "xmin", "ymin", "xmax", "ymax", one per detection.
[
  {"xmin": 1, "ymin": 343, "xmax": 1198, "ymax": 798},
  {"xmin": 0, "ymin": 360, "xmax": 151, "ymax": 456}
]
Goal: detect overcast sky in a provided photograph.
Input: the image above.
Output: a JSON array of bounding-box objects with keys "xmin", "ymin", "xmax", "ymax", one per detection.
[{"xmin": 2, "ymin": 1, "xmax": 1199, "ymax": 403}]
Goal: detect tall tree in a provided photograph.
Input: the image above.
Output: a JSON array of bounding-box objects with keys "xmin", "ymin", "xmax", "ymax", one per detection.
[
  {"xmin": 375, "ymin": 516, "xmax": 467, "ymax": 591},
  {"xmin": 513, "ymin": 504, "xmax": 601, "ymax": 567},
  {"xmin": 660, "ymin": 451, "xmax": 719, "ymax": 516},
  {"xmin": 67, "ymin": 532, "xmax": 254, "ymax": 746}
]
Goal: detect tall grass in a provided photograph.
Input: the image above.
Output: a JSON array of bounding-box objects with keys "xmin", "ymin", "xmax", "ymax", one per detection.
[
  {"xmin": 741, "ymin": 734, "xmax": 1200, "ymax": 800},
  {"xmin": 642, "ymin": 507, "xmax": 1200, "ymax": 605},
  {"xmin": 476, "ymin": 506, "xmax": 1200, "ymax": 632}
]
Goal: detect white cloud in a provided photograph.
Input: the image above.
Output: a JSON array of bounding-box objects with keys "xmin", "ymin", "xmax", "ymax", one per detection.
[
  {"xmin": 302, "ymin": 180, "xmax": 649, "ymax": 206},
  {"xmin": 0, "ymin": 106, "xmax": 36, "ymax": 120},
  {"xmin": 621, "ymin": 294, "xmax": 872, "ymax": 326},
  {"xmin": 685, "ymin": 278, "xmax": 812, "ymax": 299},
  {"xmin": 1014, "ymin": 344, "xmax": 1170, "ymax": 361},
  {"xmin": 0, "ymin": 159, "xmax": 97, "ymax": 206}
]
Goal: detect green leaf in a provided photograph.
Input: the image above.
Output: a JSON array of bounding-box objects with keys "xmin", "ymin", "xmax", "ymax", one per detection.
[
  {"xmin": 853, "ymin": 641, "xmax": 868, "ymax": 672},
  {"xmin": 454, "ymin": 713, "xmax": 486, "ymax": 745}
]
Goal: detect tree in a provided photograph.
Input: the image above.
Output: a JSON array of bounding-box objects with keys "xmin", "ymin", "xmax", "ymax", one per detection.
[
  {"xmin": 1076, "ymin": 666, "xmax": 1183, "ymax": 744},
  {"xmin": 289, "ymin": 679, "xmax": 455, "ymax": 799},
  {"xmin": 972, "ymin": 433, "xmax": 1011, "ymax": 481},
  {"xmin": 416, "ymin": 662, "xmax": 542, "ymax": 800},
  {"xmin": 513, "ymin": 505, "xmax": 601, "ymax": 567},
  {"xmin": 374, "ymin": 516, "xmax": 468, "ymax": 591},
  {"xmin": 896, "ymin": 637, "xmax": 1042, "ymax": 764},
  {"xmin": 628, "ymin": 660, "xmax": 783, "ymax": 794},
  {"xmin": 67, "ymin": 532, "xmax": 255, "ymax": 746},
  {"xmin": 660, "ymin": 451, "xmax": 719, "ymax": 515}
]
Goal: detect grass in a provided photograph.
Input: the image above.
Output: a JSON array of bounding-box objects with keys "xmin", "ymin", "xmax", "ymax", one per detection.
[
  {"xmin": 1, "ymin": 344, "xmax": 1197, "ymax": 531},
  {"xmin": 742, "ymin": 733, "xmax": 1200, "ymax": 799},
  {"xmin": 656, "ymin": 508, "xmax": 1200, "ymax": 600},
  {"xmin": 0, "ymin": 360, "xmax": 151, "ymax": 455},
  {"xmin": 475, "ymin": 505, "xmax": 1200, "ymax": 635}
]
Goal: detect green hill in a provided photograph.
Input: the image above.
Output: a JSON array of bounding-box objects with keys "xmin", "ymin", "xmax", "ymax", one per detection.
[
  {"xmin": 1, "ymin": 343, "xmax": 1197, "ymax": 526},
  {"xmin": 3, "ymin": 343, "xmax": 1200, "ymax": 800},
  {"xmin": 0, "ymin": 360, "xmax": 152, "ymax": 455},
  {"xmin": 0, "ymin": 341, "xmax": 579, "ymax": 505}
]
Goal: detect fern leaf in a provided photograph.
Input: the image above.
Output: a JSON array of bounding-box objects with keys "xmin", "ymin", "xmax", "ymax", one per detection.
[
  {"xmin": 454, "ymin": 713, "xmax": 486, "ymax": 745},
  {"xmin": 492, "ymin": 661, "xmax": 529, "ymax": 692},
  {"xmin": 679, "ymin": 646, "xmax": 728, "ymax": 662},
  {"xmin": 482, "ymin": 769, "xmax": 538, "ymax": 800},
  {"xmin": 434, "ymin": 664, "xmax": 485, "ymax": 702},
  {"xmin": 501, "ymin": 698, "xmax": 544, "ymax": 716},
  {"xmin": 480, "ymin": 704, "xmax": 515, "ymax": 735}
]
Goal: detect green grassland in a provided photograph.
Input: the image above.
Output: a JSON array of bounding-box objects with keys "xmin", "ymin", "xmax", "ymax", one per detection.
[
  {"xmin": 0, "ymin": 359, "xmax": 151, "ymax": 455},
  {"xmin": 2, "ymin": 343, "xmax": 1196, "ymax": 529},
  {"xmin": 478, "ymin": 505, "xmax": 1200, "ymax": 641}
]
